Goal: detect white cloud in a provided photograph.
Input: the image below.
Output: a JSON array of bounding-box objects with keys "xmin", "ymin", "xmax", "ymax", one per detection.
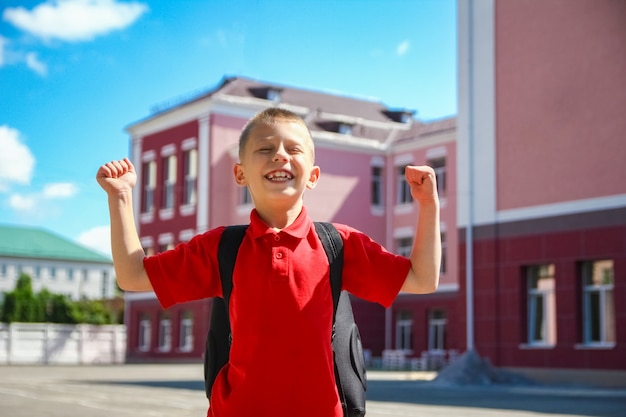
[
  {"xmin": 7, "ymin": 183, "xmax": 78, "ymax": 219},
  {"xmin": 396, "ymin": 40, "xmax": 410, "ymax": 56},
  {"xmin": 77, "ymin": 225, "xmax": 111, "ymax": 256},
  {"xmin": 2, "ymin": 0, "xmax": 149, "ymax": 42},
  {"xmin": 25, "ymin": 52, "xmax": 48, "ymax": 76},
  {"xmin": 0, "ymin": 36, "xmax": 7, "ymax": 66},
  {"xmin": 43, "ymin": 182, "xmax": 78, "ymax": 198},
  {"xmin": 0, "ymin": 125, "xmax": 35, "ymax": 191},
  {"xmin": 8, "ymin": 194, "xmax": 37, "ymax": 211}
]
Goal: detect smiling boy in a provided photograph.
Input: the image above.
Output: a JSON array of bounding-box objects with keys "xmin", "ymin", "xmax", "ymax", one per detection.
[{"xmin": 97, "ymin": 107, "xmax": 440, "ymax": 417}]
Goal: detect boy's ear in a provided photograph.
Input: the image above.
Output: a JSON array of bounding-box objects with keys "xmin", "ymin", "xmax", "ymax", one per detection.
[
  {"xmin": 306, "ymin": 165, "xmax": 321, "ymax": 189},
  {"xmin": 233, "ymin": 163, "xmax": 247, "ymax": 186}
]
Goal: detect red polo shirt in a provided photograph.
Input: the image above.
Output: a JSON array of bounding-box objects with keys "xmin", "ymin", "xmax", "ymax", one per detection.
[{"xmin": 144, "ymin": 207, "xmax": 410, "ymax": 417}]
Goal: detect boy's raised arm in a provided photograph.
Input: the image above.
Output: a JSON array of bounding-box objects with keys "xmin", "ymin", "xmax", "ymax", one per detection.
[
  {"xmin": 401, "ymin": 165, "xmax": 441, "ymax": 294},
  {"xmin": 96, "ymin": 158, "xmax": 152, "ymax": 292}
]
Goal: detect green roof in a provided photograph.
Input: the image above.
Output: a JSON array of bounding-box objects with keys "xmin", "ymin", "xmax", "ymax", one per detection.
[{"xmin": 0, "ymin": 224, "xmax": 111, "ymax": 264}]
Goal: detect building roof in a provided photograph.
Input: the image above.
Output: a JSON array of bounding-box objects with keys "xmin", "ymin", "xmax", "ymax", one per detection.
[
  {"xmin": 0, "ymin": 224, "xmax": 111, "ymax": 264},
  {"xmin": 137, "ymin": 76, "xmax": 426, "ymax": 143}
]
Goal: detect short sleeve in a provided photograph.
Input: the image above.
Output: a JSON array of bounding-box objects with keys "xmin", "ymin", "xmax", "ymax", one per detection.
[
  {"xmin": 143, "ymin": 227, "xmax": 225, "ymax": 309},
  {"xmin": 336, "ymin": 224, "xmax": 411, "ymax": 308}
]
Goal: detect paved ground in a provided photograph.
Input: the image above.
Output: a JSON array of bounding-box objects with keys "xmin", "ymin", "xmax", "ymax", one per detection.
[{"xmin": 1, "ymin": 364, "xmax": 625, "ymax": 417}]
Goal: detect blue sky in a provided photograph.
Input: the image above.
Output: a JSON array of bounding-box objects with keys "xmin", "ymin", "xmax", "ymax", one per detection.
[{"xmin": 0, "ymin": 0, "xmax": 457, "ymax": 256}]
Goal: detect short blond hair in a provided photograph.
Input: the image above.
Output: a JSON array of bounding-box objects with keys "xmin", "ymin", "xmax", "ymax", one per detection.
[{"xmin": 238, "ymin": 108, "xmax": 314, "ymax": 161}]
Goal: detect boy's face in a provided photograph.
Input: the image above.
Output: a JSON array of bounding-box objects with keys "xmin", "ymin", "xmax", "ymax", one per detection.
[{"xmin": 234, "ymin": 119, "xmax": 320, "ymax": 208}]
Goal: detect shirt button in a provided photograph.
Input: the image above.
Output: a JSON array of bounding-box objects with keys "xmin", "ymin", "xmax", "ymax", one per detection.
[
  {"xmin": 275, "ymin": 252, "xmax": 283, "ymax": 259},
  {"xmin": 274, "ymin": 235, "xmax": 280, "ymax": 241}
]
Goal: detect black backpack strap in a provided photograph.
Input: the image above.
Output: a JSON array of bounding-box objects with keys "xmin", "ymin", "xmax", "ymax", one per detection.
[
  {"xmin": 313, "ymin": 221, "xmax": 343, "ymax": 316},
  {"xmin": 218, "ymin": 225, "xmax": 248, "ymax": 305},
  {"xmin": 204, "ymin": 224, "xmax": 248, "ymax": 399},
  {"xmin": 314, "ymin": 221, "xmax": 367, "ymax": 417}
]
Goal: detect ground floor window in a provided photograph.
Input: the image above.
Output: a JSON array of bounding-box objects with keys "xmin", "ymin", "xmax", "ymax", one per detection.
[
  {"xmin": 581, "ymin": 259, "xmax": 615, "ymax": 345},
  {"xmin": 395, "ymin": 311, "xmax": 413, "ymax": 351},
  {"xmin": 158, "ymin": 315, "xmax": 172, "ymax": 352},
  {"xmin": 428, "ymin": 309, "xmax": 447, "ymax": 351},
  {"xmin": 526, "ymin": 264, "xmax": 556, "ymax": 346},
  {"xmin": 179, "ymin": 312, "xmax": 194, "ymax": 352},
  {"xmin": 138, "ymin": 316, "xmax": 151, "ymax": 352}
]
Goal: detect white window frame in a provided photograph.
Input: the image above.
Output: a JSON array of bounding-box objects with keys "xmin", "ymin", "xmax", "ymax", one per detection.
[
  {"xmin": 183, "ymin": 148, "xmax": 197, "ymax": 206},
  {"xmin": 527, "ymin": 264, "xmax": 556, "ymax": 346},
  {"xmin": 582, "ymin": 260, "xmax": 615, "ymax": 346},
  {"xmin": 395, "ymin": 311, "xmax": 413, "ymax": 352},
  {"xmin": 371, "ymin": 165, "xmax": 383, "ymax": 207},
  {"xmin": 396, "ymin": 236, "xmax": 413, "ymax": 258},
  {"xmin": 428, "ymin": 310, "xmax": 447, "ymax": 351},
  {"xmin": 179, "ymin": 314, "xmax": 194, "ymax": 352},
  {"xmin": 158, "ymin": 316, "xmax": 172, "ymax": 352},
  {"xmin": 428, "ymin": 157, "xmax": 447, "ymax": 197},
  {"xmin": 162, "ymin": 155, "xmax": 177, "ymax": 209},
  {"xmin": 138, "ymin": 317, "xmax": 151, "ymax": 352},
  {"xmin": 142, "ymin": 160, "xmax": 156, "ymax": 214},
  {"xmin": 396, "ymin": 164, "xmax": 413, "ymax": 206}
]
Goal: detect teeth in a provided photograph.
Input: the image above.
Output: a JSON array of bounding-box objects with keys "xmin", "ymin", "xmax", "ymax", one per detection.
[{"xmin": 267, "ymin": 171, "xmax": 293, "ymax": 180}]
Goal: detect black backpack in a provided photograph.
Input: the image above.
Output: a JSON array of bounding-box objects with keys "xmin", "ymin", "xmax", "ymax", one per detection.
[{"xmin": 204, "ymin": 222, "xmax": 367, "ymax": 417}]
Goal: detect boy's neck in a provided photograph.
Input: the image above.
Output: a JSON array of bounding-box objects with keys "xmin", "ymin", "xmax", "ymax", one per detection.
[{"xmin": 255, "ymin": 201, "xmax": 304, "ymax": 231}]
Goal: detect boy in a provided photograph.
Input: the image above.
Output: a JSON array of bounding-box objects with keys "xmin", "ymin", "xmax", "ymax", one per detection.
[{"xmin": 97, "ymin": 108, "xmax": 440, "ymax": 417}]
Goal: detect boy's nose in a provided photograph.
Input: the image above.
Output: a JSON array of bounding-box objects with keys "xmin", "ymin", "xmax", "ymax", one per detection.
[{"xmin": 272, "ymin": 147, "xmax": 288, "ymax": 161}]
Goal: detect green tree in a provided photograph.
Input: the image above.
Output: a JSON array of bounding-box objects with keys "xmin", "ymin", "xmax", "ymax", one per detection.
[
  {"xmin": 1, "ymin": 274, "xmax": 38, "ymax": 323},
  {"xmin": 1, "ymin": 274, "xmax": 120, "ymax": 325}
]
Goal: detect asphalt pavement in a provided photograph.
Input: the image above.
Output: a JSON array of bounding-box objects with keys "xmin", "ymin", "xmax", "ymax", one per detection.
[{"xmin": 1, "ymin": 364, "xmax": 625, "ymax": 417}]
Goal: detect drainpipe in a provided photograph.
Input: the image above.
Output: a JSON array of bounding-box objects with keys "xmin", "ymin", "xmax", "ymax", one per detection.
[
  {"xmin": 465, "ymin": 0, "xmax": 475, "ymax": 352},
  {"xmin": 384, "ymin": 142, "xmax": 395, "ymax": 351}
]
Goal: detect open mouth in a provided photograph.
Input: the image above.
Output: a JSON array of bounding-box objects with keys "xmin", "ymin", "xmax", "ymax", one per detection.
[{"xmin": 265, "ymin": 170, "xmax": 293, "ymax": 182}]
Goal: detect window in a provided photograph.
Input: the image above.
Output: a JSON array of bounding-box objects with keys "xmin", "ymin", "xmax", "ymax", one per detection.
[
  {"xmin": 338, "ymin": 123, "xmax": 353, "ymax": 135},
  {"xmin": 158, "ymin": 315, "xmax": 172, "ymax": 352},
  {"xmin": 582, "ymin": 260, "xmax": 615, "ymax": 345},
  {"xmin": 138, "ymin": 316, "xmax": 151, "ymax": 351},
  {"xmin": 396, "ymin": 165, "xmax": 413, "ymax": 205},
  {"xmin": 162, "ymin": 155, "xmax": 177, "ymax": 209},
  {"xmin": 396, "ymin": 237, "xmax": 412, "ymax": 257},
  {"xmin": 266, "ymin": 88, "xmax": 281, "ymax": 101},
  {"xmin": 428, "ymin": 157, "xmax": 447, "ymax": 196},
  {"xmin": 395, "ymin": 311, "xmax": 413, "ymax": 351},
  {"xmin": 142, "ymin": 160, "xmax": 156, "ymax": 213},
  {"xmin": 183, "ymin": 149, "xmax": 197, "ymax": 205},
  {"xmin": 179, "ymin": 312, "xmax": 194, "ymax": 352},
  {"xmin": 101, "ymin": 270, "xmax": 109, "ymax": 298},
  {"xmin": 527, "ymin": 264, "xmax": 556, "ymax": 346},
  {"xmin": 241, "ymin": 187, "xmax": 253, "ymax": 205},
  {"xmin": 371, "ymin": 166, "xmax": 383, "ymax": 206},
  {"xmin": 68, "ymin": 269, "xmax": 74, "ymax": 281},
  {"xmin": 428, "ymin": 310, "xmax": 447, "ymax": 351},
  {"xmin": 50, "ymin": 267, "xmax": 56, "ymax": 279},
  {"xmin": 440, "ymin": 232, "xmax": 447, "ymax": 274},
  {"xmin": 158, "ymin": 242, "xmax": 174, "ymax": 253}
]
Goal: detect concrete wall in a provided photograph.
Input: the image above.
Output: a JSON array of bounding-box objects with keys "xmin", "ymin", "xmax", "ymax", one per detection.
[{"xmin": 0, "ymin": 323, "xmax": 126, "ymax": 365}]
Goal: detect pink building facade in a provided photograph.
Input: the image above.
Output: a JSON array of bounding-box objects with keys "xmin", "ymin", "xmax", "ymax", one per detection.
[
  {"xmin": 124, "ymin": 77, "xmax": 458, "ymax": 363},
  {"xmin": 457, "ymin": 0, "xmax": 625, "ymax": 374}
]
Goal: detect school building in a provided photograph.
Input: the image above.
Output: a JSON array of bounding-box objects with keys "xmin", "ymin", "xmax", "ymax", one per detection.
[
  {"xmin": 123, "ymin": 75, "xmax": 458, "ymax": 363},
  {"xmin": 122, "ymin": 0, "xmax": 625, "ymax": 375},
  {"xmin": 0, "ymin": 224, "xmax": 116, "ymax": 301},
  {"xmin": 455, "ymin": 0, "xmax": 625, "ymax": 374}
]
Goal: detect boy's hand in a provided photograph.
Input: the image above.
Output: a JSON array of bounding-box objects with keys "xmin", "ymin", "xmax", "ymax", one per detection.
[
  {"xmin": 96, "ymin": 158, "xmax": 137, "ymax": 195},
  {"xmin": 405, "ymin": 165, "xmax": 438, "ymax": 203}
]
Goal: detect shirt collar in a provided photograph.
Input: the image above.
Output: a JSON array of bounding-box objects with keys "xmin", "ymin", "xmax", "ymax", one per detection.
[{"xmin": 248, "ymin": 206, "xmax": 312, "ymax": 240}]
